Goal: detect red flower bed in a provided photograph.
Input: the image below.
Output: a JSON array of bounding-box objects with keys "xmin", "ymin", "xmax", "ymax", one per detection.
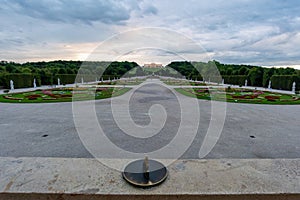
[
  {"xmin": 60, "ymin": 94, "xmax": 72, "ymax": 98},
  {"xmin": 265, "ymin": 96, "xmax": 280, "ymax": 101},
  {"xmin": 96, "ymin": 88, "xmax": 108, "ymax": 92},
  {"xmin": 26, "ymin": 94, "xmax": 41, "ymax": 100},
  {"xmin": 232, "ymin": 93, "xmax": 259, "ymax": 99},
  {"xmin": 29, "ymin": 94, "xmax": 41, "ymax": 98}
]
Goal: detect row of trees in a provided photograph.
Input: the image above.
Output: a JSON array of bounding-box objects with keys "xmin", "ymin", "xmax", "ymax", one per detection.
[
  {"xmin": 167, "ymin": 61, "xmax": 300, "ymax": 91},
  {"xmin": 0, "ymin": 61, "xmax": 138, "ymax": 88},
  {"xmin": 1, "ymin": 60, "xmax": 299, "ymax": 91}
]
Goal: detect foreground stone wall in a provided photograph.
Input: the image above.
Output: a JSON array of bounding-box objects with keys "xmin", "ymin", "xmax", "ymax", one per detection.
[{"xmin": 0, "ymin": 157, "xmax": 299, "ymax": 199}]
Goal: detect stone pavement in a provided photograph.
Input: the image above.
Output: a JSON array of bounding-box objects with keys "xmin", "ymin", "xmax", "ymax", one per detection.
[{"xmin": 0, "ymin": 79, "xmax": 299, "ymax": 159}]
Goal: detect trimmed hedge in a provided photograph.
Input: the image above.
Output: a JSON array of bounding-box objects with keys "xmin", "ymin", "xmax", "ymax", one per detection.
[
  {"xmin": 40, "ymin": 72, "xmax": 53, "ymax": 85},
  {"xmin": 0, "ymin": 73, "xmax": 120, "ymax": 88},
  {"xmin": 0, "ymin": 74, "xmax": 5, "ymax": 88},
  {"xmin": 270, "ymin": 75, "xmax": 300, "ymax": 91},
  {"xmin": 221, "ymin": 75, "xmax": 248, "ymax": 86},
  {"xmin": 55, "ymin": 74, "xmax": 77, "ymax": 85},
  {"xmin": 3, "ymin": 74, "xmax": 39, "ymax": 89},
  {"xmin": 55, "ymin": 74, "xmax": 118, "ymax": 85},
  {"xmin": 191, "ymin": 75, "xmax": 204, "ymax": 81}
]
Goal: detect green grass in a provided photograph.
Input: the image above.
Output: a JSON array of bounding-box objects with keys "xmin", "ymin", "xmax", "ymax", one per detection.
[
  {"xmin": 162, "ymin": 80, "xmax": 208, "ymax": 86},
  {"xmin": 142, "ymin": 67, "xmax": 162, "ymax": 73},
  {"xmin": 114, "ymin": 79, "xmax": 145, "ymax": 85},
  {"xmin": 128, "ymin": 67, "xmax": 137, "ymax": 75},
  {"xmin": 175, "ymin": 88, "xmax": 300, "ymax": 105},
  {"xmin": 0, "ymin": 87, "xmax": 131, "ymax": 103}
]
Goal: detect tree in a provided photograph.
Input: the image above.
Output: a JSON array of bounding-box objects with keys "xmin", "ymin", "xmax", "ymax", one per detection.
[
  {"xmin": 248, "ymin": 67, "xmax": 263, "ymax": 86},
  {"xmin": 238, "ymin": 66, "xmax": 248, "ymax": 75}
]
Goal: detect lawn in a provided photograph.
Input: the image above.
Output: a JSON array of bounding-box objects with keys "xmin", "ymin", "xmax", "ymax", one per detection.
[
  {"xmin": 142, "ymin": 67, "xmax": 163, "ymax": 73},
  {"xmin": 163, "ymin": 79, "xmax": 208, "ymax": 86},
  {"xmin": 0, "ymin": 87, "xmax": 131, "ymax": 103},
  {"xmin": 175, "ymin": 87, "xmax": 300, "ymax": 105}
]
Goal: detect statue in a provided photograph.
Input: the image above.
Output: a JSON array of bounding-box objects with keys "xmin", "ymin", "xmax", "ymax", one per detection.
[
  {"xmin": 245, "ymin": 79, "xmax": 248, "ymax": 87},
  {"xmin": 57, "ymin": 78, "xmax": 60, "ymax": 86},
  {"xmin": 33, "ymin": 78, "xmax": 37, "ymax": 88},
  {"xmin": 10, "ymin": 80, "xmax": 14, "ymax": 90},
  {"xmin": 268, "ymin": 80, "xmax": 271, "ymax": 89},
  {"xmin": 81, "ymin": 77, "xmax": 84, "ymax": 84},
  {"xmin": 222, "ymin": 79, "xmax": 224, "ymax": 85},
  {"xmin": 292, "ymin": 82, "xmax": 296, "ymax": 93}
]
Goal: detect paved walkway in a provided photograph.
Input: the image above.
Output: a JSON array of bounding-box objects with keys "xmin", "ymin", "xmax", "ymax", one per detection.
[{"xmin": 0, "ymin": 79, "xmax": 299, "ymax": 159}]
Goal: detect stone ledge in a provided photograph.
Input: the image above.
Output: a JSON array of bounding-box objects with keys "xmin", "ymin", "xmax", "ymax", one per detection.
[{"xmin": 0, "ymin": 157, "xmax": 299, "ymax": 199}]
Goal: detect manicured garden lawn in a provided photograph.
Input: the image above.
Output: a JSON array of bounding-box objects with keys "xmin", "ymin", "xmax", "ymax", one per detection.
[
  {"xmin": 163, "ymin": 80, "xmax": 207, "ymax": 86},
  {"xmin": 0, "ymin": 87, "xmax": 131, "ymax": 103},
  {"xmin": 114, "ymin": 79, "xmax": 145, "ymax": 85},
  {"xmin": 175, "ymin": 88, "xmax": 300, "ymax": 105},
  {"xmin": 142, "ymin": 67, "xmax": 162, "ymax": 73}
]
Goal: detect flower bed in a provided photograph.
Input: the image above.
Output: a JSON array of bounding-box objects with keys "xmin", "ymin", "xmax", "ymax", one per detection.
[
  {"xmin": 96, "ymin": 88, "xmax": 108, "ymax": 92},
  {"xmin": 42, "ymin": 98, "xmax": 57, "ymax": 100},
  {"xmin": 26, "ymin": 94, "xmax": 41, "ymax": 100},
  {"xmin": 232, "ymin": 94, "xmax": 258, "ymax": 99},
  {"xmin": 265, "ymin": 96, "xmax": 280, "ymax": 101},
  {"xmin": 3, "ymin": 96, "xmax": 23, "ymax": 100}
]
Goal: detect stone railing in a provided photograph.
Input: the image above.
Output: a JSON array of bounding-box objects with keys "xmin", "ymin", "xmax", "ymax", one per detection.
[{"xmin": 0, "ymin": 157, "xmax": 299, "ymax": 199}]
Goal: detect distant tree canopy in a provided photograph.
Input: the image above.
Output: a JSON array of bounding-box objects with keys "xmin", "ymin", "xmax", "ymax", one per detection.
[
  {"xmin": 166, "ymin": 60, "xmax": 299, "ymax": 90},
  {"xmin": 0, "ymin": 60, "xmax": 138, "ymax": 88},
  {"xmin": 0, "ymin": 60, "xmax": 299, "ymax": 91}
]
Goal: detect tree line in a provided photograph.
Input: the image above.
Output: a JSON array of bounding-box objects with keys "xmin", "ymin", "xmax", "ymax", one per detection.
[
  {"xmin": 0, "ymin": 60, "xmax": 299, "ymax": 91},
  {"xmin": 0, "ymin": 60, "xmax": 138, "ymax": 88},
  {"xmin": 167, "ymin": 61, "xmax": 300, "ymax": 91}
]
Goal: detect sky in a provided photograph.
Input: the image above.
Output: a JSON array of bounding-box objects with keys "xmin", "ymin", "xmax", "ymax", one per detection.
[{"xmin": 1, "ymin": 0, "xmax": 300, "ymax": 68}]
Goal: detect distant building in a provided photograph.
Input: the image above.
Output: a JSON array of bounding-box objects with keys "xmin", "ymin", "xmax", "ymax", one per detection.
[{"xmin": 143, "ymin": 63, "xmax": 163, "ymax": 68}]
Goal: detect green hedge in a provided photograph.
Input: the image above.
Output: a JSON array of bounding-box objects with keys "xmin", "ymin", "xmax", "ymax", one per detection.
[
  {"xmin": 191, "ymin": 75, "xmax": 203, "ymax": 81},
  {"xmin": 55, "ymin": 74, "xmax": 118, "ymax": 84},
  {"xmin": 3, "ymin": 73, "xmax": 39, "ymax": 89},
  {"xmin": 0, "ymin": 74, "xmax": 5, "ymax": 88},
  {"xmin": 0, "ymin": 73, "xmax": 121, "ymax": 88},
  {"xmin": 221, "ymin": 75, "xmax": 248, "ymax": 86},
  {"xmin": 40, "ymin": 72, "xmax": 53, "ymax": 85},
  {"xmin": 270, "ymin": 75, "xmax": 300, "ymax": 91},
  {"xmin": 55, "ymin": 74, "xmax": 77, "ymax": 85}
]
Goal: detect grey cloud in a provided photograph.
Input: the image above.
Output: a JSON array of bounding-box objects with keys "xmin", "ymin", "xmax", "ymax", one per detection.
[
  {"xmin": 1, "ymin": 0, "xmax": 300, "ymax": 67},
  {"xmin": 3, "ymin": 0, "xmax": 156, "ymax": 25},
  {"xmin": 142, "ymin": 4, "xmax": 157, "ymax": 15}
]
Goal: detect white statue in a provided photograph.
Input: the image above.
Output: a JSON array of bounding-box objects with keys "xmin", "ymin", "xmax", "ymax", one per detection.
[
  {"xmin": 10, "ymin": 80, "xmax": 14, "ymax": 90},
  {"xmin": 268, "ymin": 80, "xmax": 271, "ymax": 89},
  {"xmin": 57, "ymin": 78, "xmax": 60, "ymax": 86},
  {"xmin": 33, "ymin": 78, "xmax": 37, "ymax": 88},
  {"xmin": 245, "ymin": 79, "xmax": 248, "ymax": 87},
  {"xmin": 101, "ymin": 77, "xmax": 103, "ymax": 82},
  {"xmin": 292, "ymin": 82, "xmax": 296, "ymax": 93},
  {"xmin": 81, "ymin": 77, "xmax": 84, "ymax": 84},
  {"xmin": 222, "ymin": 79, "xmax": 224, "ymax": 85}
]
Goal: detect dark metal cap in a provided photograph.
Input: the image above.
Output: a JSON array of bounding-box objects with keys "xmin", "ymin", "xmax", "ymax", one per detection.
[{"xmin": 122, "ymin": 157, "xmax": 168, "ymax": 187}]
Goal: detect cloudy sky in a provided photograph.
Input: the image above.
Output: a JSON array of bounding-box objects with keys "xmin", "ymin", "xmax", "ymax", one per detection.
[{"xmin": 1, "ymin": 0, "xmax": 300, "ymax": 68}]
